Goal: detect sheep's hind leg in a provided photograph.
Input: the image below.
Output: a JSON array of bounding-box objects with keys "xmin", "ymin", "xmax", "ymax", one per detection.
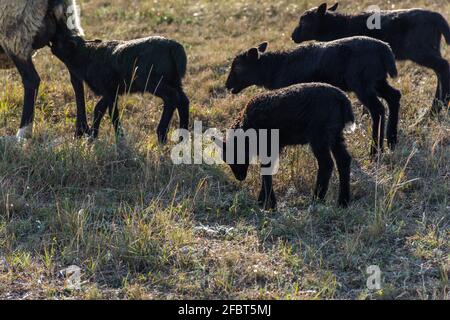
[
  {"xmin": 413, "ymin": 53, "xmax": 450, "ymax": 113},
  {"xmin": 311, "ymin": 143, "xmax": 334, "ymax": 204},
  {"xmin": 177, "ymin": 89, "xmax": 190, "ymax": 131},
  {"xmin": 331, "ymin": 137, "xmax": 352, "ymax": 207},
  {"xmin": 154, "ymin": 84, "xmax": 179, "ymax": 144},
  {"xmin": 108, "ymin": 102, "xmax": 124, "ymax": 142},
  {"xmin": 11, "ymin": 56, "xmax": 40, "ymax": 140},
  {"xmin": 376, "ymin": 80, "xmax": 401, "ymax": 150}
]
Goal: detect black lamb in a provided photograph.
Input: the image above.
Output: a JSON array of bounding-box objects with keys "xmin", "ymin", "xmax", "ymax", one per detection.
[
  {"xmin": 225, "ymin": 39, "xmax": 400, "ymax": 157},
  {"xmin": 291, "ymin": 2, "xmax": 450, "ymax": 112},
  {"xmin": 50, "ymin": 31, "xmax": 189, "ymax": 144},
  {"xmin": 219, "ymin": 83, "xmax": 355, "ymax": 210}
]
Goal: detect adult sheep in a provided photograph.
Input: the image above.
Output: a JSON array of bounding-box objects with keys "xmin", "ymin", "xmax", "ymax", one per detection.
[{"xmin": 0, "ymin": 0, "xmax": 87, "ymax": 140}]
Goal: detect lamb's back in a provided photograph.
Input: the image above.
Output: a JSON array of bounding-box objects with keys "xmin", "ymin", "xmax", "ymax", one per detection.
[{"xmin": 240, "ymin": 83, "xmax": 345, "ymax": 131}]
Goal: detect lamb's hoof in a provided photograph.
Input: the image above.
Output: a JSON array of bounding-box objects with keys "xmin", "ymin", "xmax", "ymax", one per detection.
[
  {"xmin": 74, "ymin": 126, "xmax": 90, "ymax": 139},
  {"xmin": 338, "ymin": 198, "xmax": 350, "ymax": 208},
  {"xmin": 157, "ymin": 133, "xmax": 168, "ymax": 145},
  {"xmin": 258, "ymin": 197, "xmax": 277, "ymax": 211},
  {"xmin": 387, "ymin": 138, "xmax": 397, "ymax": 151}
]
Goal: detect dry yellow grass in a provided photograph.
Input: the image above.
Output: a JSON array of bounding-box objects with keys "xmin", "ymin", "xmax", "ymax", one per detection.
[{"xmin": 0, "ymin": 0, "xmax": 449, "ymax": 299}]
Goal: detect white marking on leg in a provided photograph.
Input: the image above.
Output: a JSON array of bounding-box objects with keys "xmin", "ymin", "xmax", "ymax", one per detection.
[
  {"xmin": 16, "ymin": 125, "xmax": 33, "ymax": 141},
  {"xmin": 345, "ymin": 122, "xmax": 357, "ymax": 134}
]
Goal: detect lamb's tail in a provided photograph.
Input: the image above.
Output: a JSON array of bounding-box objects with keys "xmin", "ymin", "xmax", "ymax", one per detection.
[
  {"xmin": 339, "ymin": 94, "xmax": 356, "ymax": 133},
  {"xmin": 435, "ymin": 13, "xmax": 450, "ymax": 44},
  {"xmin": 171, "ymin": 42, "xmax": 188, "ymax": 80},
  {"xmin": 380, "ymin": 43, "xmax": 398, "ymax": 78}
]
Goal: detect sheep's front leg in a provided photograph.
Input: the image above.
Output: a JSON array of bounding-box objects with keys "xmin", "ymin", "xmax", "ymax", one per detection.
[
  {"xmin": 89, "ymin": 97, "xmax": 111, "ymax": 140},
  {"xmin": 258, "ymin": 174, "xmax": 277, "ymax": 210},
  {"xmin": 11, "ymin": 56, "xmax": 40, "ymax": 140},
  {"xmin": 70, "ymin": 72, "xmax": 89, "ymax": 138},
  {"xmin": 356, "ymin": 91, "xmax": 386, "ymax": 157},
  {"xmin": 376, "ymin": 80, "xmax": 401, "ymax": 150}
]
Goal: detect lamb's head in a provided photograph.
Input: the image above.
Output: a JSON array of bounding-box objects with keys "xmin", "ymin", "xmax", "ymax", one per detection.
[
  {"xmin": 225, "ymin": 42, "xmax": 268, "ymax": 94},
  {"xmin": 215, "ymin": 136, "xmax": 250, "ymax": 182},
  {"xmin": 50, "ymin": 33, "xmax": 83, "ymax": 63},
  {"xmin": 291, "ymin": 2, "xmax": 338, "ymax": 43},
  {"xmin": 52, "ymin": 0, "xmax": 85, "ymax": 37}
]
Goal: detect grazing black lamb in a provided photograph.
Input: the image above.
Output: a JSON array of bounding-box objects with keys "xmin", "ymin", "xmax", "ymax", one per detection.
[
  {"xmin": 291, "ymin": 2, "xmax": 450, "ymax": 112},
  {"xmin": 226, "ymin": 38, "xmax": 400, "ymax": 157},
  {"xmin": 50, "ymin": 31, "xmax": 189, "ymax": 144},
  {"xmin": 219, "ymin": 83, "xmax": 355, "ymax": 210}
]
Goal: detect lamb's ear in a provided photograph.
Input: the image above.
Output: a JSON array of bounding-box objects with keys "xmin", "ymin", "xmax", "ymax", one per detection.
[
  {"xmin": 317, "ymin": 3, "xmax": 327, "ymax": 15},
  {"xmin": 328, "ymin": 3, "xmax": 339, "ymax": 11},
  {"xmin": 247, "ymin": 48, "xmax": 260, "ymax": 61},
  {"xmin": 258, "ymin": 42, "xmax": 268, "ymax": 53}
]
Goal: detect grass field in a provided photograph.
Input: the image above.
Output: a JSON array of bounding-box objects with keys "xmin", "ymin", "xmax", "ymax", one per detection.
[{"xmin": 0, "ymin": 0, "xmax": 449, "ymax": 300}]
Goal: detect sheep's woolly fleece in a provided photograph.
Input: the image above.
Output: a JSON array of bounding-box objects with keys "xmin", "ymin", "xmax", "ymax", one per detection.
[
  {"xmin": 0, "ymin": 0, "xmax": 48, "ymax": 63},
  {"xmin": 0, "ymin": 0, "xmax": 84, "ymax": 68}
]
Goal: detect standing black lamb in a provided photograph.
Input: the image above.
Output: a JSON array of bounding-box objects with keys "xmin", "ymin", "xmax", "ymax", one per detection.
[
  {"xmin": 291, "ymin": 2, "xmax": 450, "ymax": 112},
  {"xmin": 50, "ymin": 31, "xmax": 189, "ymax": 144},
  {"xmin": 226, "ymin": 38, "xmax": 400, "ymax": 157},
  {"xmin": 219, "ymin": 83, "xmax": 355, "ymax": 210}
]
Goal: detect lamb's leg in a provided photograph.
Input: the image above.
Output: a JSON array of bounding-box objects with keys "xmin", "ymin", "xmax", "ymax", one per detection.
[
  {"xmin": 434, "ymin": 75, "xmax": 442, "ymax": 103},
  {"xmin": 90, "ymin": 97, "xmax": 111, "ymax": 139},
  {"xmin": 11, "ymin": 56, "xmax": 40, "ymax": 140},
  {"xmin": 108, "ymin": 102, "xmax": 124, "ymax": 141},
  {"xmin": 258, "ymin": 172, "xmax": 277, "ymax": 210},
  {"xmin": 157, "ymin": 105, "xmax": 176, "ymax": 144},
  {"xmin": 376, "ymin": 80, "xmax": 401, "ymax": 150},
  {"xmin": 331, "ymin": 137, "xmax": 352, "ymax": 207},
  {"xmin": 311, "ymin": 144, "xmax": 334, "ymax": 203},
  {"xmin": 70, "ymin": 72, "xmax": 89, "ymax": 138},
  {"xmin": 154, "ymin": 84, "xmax": 179, "ymax": 144},
  {"xmin": 177, "ymin": 89, "xmax": 190, "ymax": 131},
  {"xmin": 430, "ymin": 59, "xmax": 449, "ymax": 112},
  {"xmin": 355, "ymin": 90, "xmax": 386, "ymax": 157},
  {"xmin": 413, "ymin": 53, "xmax": 450, "ymax": 112}
]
